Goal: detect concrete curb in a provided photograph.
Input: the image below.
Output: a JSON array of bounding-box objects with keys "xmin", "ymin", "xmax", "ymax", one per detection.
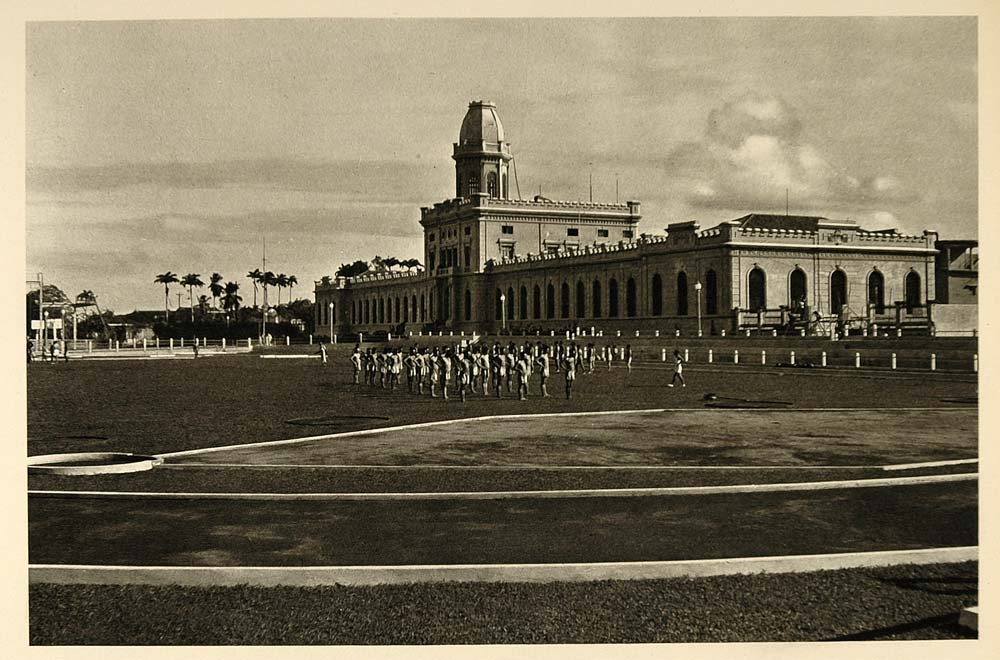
[
  {"xmin": 157, "ymin": 406, "xmax": 974, "ymax": 459},
  {"xmin": 28, "ymin": 546, "xmax": 978, "ymax": 587},
  {"xmin": 27, "ymin": 471, "xmax": 977, "ymax": 501},
  {"xmin": 882, "ymin": 458, "xmax": 978, "ymax": 471}
]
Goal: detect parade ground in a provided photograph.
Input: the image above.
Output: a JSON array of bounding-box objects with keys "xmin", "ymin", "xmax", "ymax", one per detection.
[{"xmin": 26, "ymin": 342, "xmax": 979, "ymax": 643}]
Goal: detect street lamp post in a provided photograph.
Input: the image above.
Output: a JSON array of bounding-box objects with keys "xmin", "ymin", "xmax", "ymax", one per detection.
[
  {"xmin": 500, "ymin": 294, "xmax": 506, "ymax": 333},
  {"xmin": 328, "ymin": 302, "xmax": 334, "ymax": 341},
  {"xmin": 695, "ymin": 281, "xmax": 703, "ymax": 337}
]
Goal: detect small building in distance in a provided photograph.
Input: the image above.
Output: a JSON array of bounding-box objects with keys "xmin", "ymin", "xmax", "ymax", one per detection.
[{"xmin": 315, "ymin": 101, "xmax": 972, "ymax": 338}]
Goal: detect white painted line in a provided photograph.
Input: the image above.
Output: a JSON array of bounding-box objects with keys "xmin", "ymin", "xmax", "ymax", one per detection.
[
  {"xmin": 28, "ymin": 546, "xmax": 978, "ymax": 587},
  {"xmin": 156, "ymin": 406, "xmax": 974, "ymax": 460},
  {"xmin": 259, "ymin": 355, "xmax": 320, "ymax": 359},
  {"xmin": 882, "ymin": 458, "xmax": 979, "ymax": 471},
  {"xmin": 27, "ymin": 472, "xmax": 977, "ymax": 501},
  {"xmin": 160, "ymin": 462, "xmax": 884, "ymax": 470}
]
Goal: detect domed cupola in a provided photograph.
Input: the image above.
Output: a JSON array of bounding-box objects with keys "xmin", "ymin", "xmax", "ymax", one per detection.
[{"xmin": 453, "ymin": 101, "xmax": 512, "ymax": 200}]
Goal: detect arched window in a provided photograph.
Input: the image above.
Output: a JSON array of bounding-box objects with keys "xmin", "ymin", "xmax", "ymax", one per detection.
[
  {"xmin": 651, "ymin": 273, "xmax": 663, "ymax": 316},
  {"xmin": 576, "ymin": 281, "xmax": 586, "ymax": 318},
  {"xmin": 867, "ymin": 271, "xmax": 885, "ymax": 314},
  {"xmin": 502, "ymin": 173, "xmax": 508, "ymax": 199},
  {"xmin": 609, "ymin": 279, "xmax": 619, "ymax": 317},
  {"xmin": 905, "ymin": 271, "xmax": 921, "ymax": 312},
  {"xmin": 351, "ymin": 301, "xmax": 356, "ymax": 325},
  {"xmin": 592, "ymin": 280, "xmax": 602, "ymax": 318},
  {"xmin": 677, "ymin": 272, "xmax": 689, "ymax": 316},
  {"xmin": 412, "ymin": 295, "xmax": 417, "ymax": 321},
  {"xmin": 626, "ymin": 277, "xmax": 637, "ymax": 317},
  {"xmin": 748, "ymin": 267, "xmax": 766, "ymax": 312},
  {"xmin": 487, "ymin": 172, "xmax": 498, "ymax": 198},
  {"xmin": 705, "ymin": 269, "xmax": 718, "ymax": 315},
  {"xmin": 495, "ymin": 289, "xmax": 503, "ymax": 320},
  {"xmin": 532, "ymin": 285, "xmax": 541, "ymax": 319},
  {"xmin": 546, "ymin": 283, "xmax": 555, "ymax": 319},
  {"xmin": 395, "ymin": 297, "xmax": 400, "ymax": 323},
  {"xmin": 364, "ymin": 299, "xmax": 370, "ymax": 324},
  {"xmin": 443, "ymin": 287, "xmax": 450, "ymax": 320},
  {"xmin": 507, "ymin": 286, "xmax": 515, "ymax": 320},
  {"xmin": 420, "ymin": 294, "xmax": 426, "ymax": 322},
  {"xmin": 830, "ymin": 269, "xmax": 847, "ymax": 315},
  {"xmin": 385, "ymin": 297, "xmax": 391, "ymax": 323},
  {"xmin": 468, "ymin": 174, "xmax": 479, "ymax": 197},
  {"xmin": 560, "ymin": 282, "xmax": 570, "ymax": 318},
  {"xmin": 378, "ymin": 298, "xmax": 385, "ymax": 324},
  {"xmin": 464, "ymin": 288, "xmax": 472, "ymax": 321},
  {"xmin": 429, "ymin": 292, "xmax": 434, "ymax": 320},
  {"xmin": 790, "ymin": 268, "xmax": 807, "ymax": 308},
  {"xmin": 519, "ymin": 285, "xmax": 528, "ymax": 320},
  {"xmin": 403, "ymin": 296, "xmax": 408, "ymax": 323}
]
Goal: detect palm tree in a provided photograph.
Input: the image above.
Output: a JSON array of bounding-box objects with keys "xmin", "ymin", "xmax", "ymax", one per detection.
[
  {"xmin": 286, "ymin": 274, "xmax": 298, "ymax": 302},
  {"xmin": 181, "ymin": 273, "xmax": 204, "ymax": 322},
  {"xmin": 384, "ymin": 256, "xmax": 400, "ymax": 271},
  {"xmin": 261, "ymin": 271, "xmax": 278, "ymax": 310},
  {"xmin": 276, "ymin": 273, "xmax": 289, "ymax": 306},
  {"xmin": 154, "ymin": 272, "xmax": 179, "ymax": 321},
  {"xmin": 209, "ymin": 273, "xmax": 224, "ymax": 308},
  {"xmin": 247, "ymin": 269, "xmax": 262, "ymax": 308},
  {"xmin": 197, "ymin": 295, "xmax": 210, "ymax": 316},
  {"xmin": 221, "ymin": 281, "xmax": 242, "ymax": 324},
  {"xmin": 74, "ymin": 290, "xmax": 112, "ymax": 339}
]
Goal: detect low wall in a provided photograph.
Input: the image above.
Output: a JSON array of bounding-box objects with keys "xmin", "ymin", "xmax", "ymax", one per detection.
[{"xmin": 933, "ymin": 304, "xmax": 977, "ymax": 335}]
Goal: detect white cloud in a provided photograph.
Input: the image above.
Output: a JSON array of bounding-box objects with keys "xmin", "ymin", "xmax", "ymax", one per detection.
[{"xmin": 665, "ymin": 92, "xmax": 916, "ymax": 216}]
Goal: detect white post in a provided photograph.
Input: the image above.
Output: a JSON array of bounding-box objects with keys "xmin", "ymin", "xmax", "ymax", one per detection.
[
  {"xmin": 772, "ymin": 329, "xmax": 777, "ymax": 337},
  {"xmin": 799, "ymin": 328, "xmax": 805, "ymax": 337},
  {"xmin": 309, "ymin": 335, "xmax": 313, "ymax": 345},
  {"xmin": 855, "ymin": 352, "xmax": 861, "ymax": 368},
  {"xmin": 567, "ymin": 331, "xmax": 571, "ymax": 339},
  {"xmin": 675, "ymin": 329, "xmax": 681, "ymax": 337},
  {"xmin": 830, "ymin": 326, "xmax": 836, "ymax": 341},
  {"xmin": 156, "ymin": 338, "xmax": 160, "ymax": 349},
  {"xmin": 821, "ymin": 351, "xmax": 827, "ymax": 367},
  {"xmin": 974, "ymin": 354, "xmax": 978, "ymax": 372},
  {"xmin": 418, "ymin": 331, "xmax": 423, "ymax": 337},
  {"xmin": 616, "ymin": 330, "xmax": 621, "ymax": 337},
  {"xmin": 222, "ymin": 338, "xmax": 227, "ymax": 351},
  {"xmin": 661, "ymin": 348, "xmax": 666, "ymax": 362},
  {"xmin": 591, "ymin": 327, "xmax": 595, "ymax": 336},
  {"xmin": 333, "ymin": 334, "xmax": 337, "ymax": 344},
  {"xmin": 619, "ymin": 347, "xmax": 625, "ymax": 359},
  {"xmin": 684, "ymin": 349, "xmax": 689, "ymax": 362},
  {"xmin": 180, "ymin": 337, "xmax": 184, "ymax": 348},
  {"xmin": 635, "ymin": 330, "xmax": 640, "ymax": 337},
  {"xmin": 449, "ymin": 331, "xmax": 453, "ymax": 337},
  {"xmin": 745, "ymin": 329, "xmax": 750, "ymax": 337},
  {"xmin": 359, "ymin": 332, "xmax": 363, "ymax": 344},
  {"xmin": 203, "ymin": 337, "xmax": 207, "ymax": 347},
  {"xmin": 409, "ymin": 331, "xmax": 413, "ymax": 337},
  {"xmin": 655, "ymin": 330, "xmax": 660, "ymax": 337},
  {"xmin": 720, "ymin": 329, "xmax": 726, "ymax": 337},
  {"xmin": 286, "ymin": 336, "xmax": 290, "ymax": 346},
  {"xmin": 248, "ymin": 338, "xmax": 252, "ymax": 348},
  {"xmin": 891, "ymin": 353, "xmax": 897, "ymax": 370},
  {"xmin": 761, "ymin": 350, "xmax": 766, "ymax": 365},
  {"xmin": 930, "ymin": 353, "xmax": 936, "ymax": 371},
  {"xmin": 461, "ymin": 331, "xmax": 465, "ymax": 337},
  {"xmin": 896, "ymin": 327, "xmax": 902, "ymax": 338},
  {"xmin": 115, "ymin": 340, "xmax": 119, "ymax": 352},
  {"xmin": 708, "ymin": 349, "xmax": 713, "ymax": 363},
  {"xmin": 550, "ymin": 330, "xmax": 555, "ymax": 337},
  {"xmin": 872, "ymin": 323, "xmax": 879, "ymax": 336},
  {"xmin": 142, "ymin": 338, "xmax": 147, "ymax": 351},
  {"xmin": 170, "ymin": 338, "xmax": 174, "ymax": 350},
  {"xmin": 87, "ymin": 340, "xmax": 92, "ymax": 353},
  {"xmin": 734, "ymin": 349, "xmax": 739, "ymax": 364},
  {"xmin": 790, "ymin": 350, "xmax": 796, "ymax": 365}
]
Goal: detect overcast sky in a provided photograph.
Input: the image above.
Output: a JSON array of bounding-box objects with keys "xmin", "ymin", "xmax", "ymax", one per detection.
[{"xmin": 26, "ymin": 17, "xmax": 977, "ymax": 312}]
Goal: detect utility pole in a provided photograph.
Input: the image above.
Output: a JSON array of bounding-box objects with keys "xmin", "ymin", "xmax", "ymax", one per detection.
[
  {"xmin": 589, "ymin": 164, "xmax": 593, "ymax": 203},
  {"xmin": 616, "ymin": 173, "xmax": 619, "ymax": 204},
  {"xmin": 262, "ymin": 236, "xmax": 268, "ymax": 341}
]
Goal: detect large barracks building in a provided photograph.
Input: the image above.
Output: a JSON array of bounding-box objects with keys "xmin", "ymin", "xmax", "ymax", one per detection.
[{"xmin": 315, "ymin": 101, "xmax": 965, "ymax": 337}]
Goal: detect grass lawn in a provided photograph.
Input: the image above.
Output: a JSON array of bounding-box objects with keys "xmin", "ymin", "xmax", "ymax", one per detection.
[{"xmin": 29, "ymin": 561, "xmax": 977, "ymax": 644}]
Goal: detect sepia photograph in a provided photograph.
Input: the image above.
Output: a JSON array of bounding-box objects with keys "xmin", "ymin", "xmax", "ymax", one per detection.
[{"xmin": 20, "ymin": 6, "xmax": 987, "ymax": 650}]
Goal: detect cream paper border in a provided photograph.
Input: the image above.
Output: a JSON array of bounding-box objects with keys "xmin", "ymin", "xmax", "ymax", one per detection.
[{"xmin": 2, "ymin": 1, "xmax": 995, "ymax": 659}]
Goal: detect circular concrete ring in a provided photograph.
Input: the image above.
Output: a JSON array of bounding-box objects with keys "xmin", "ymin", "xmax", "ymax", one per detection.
[{"xmin": 28, "ymin": 452, "xmax": 163, "ymax": 475}]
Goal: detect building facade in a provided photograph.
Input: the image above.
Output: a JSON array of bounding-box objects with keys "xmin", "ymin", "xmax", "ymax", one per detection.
[{"xmin": 315, "ymin": 101, "xmax": 944, "ymax": 337}]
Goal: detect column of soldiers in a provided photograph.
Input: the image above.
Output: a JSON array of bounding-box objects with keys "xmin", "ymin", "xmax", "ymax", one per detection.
[{"xmin": 348, "ymin": 339, "xmax": 635, "ymax": 402}]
